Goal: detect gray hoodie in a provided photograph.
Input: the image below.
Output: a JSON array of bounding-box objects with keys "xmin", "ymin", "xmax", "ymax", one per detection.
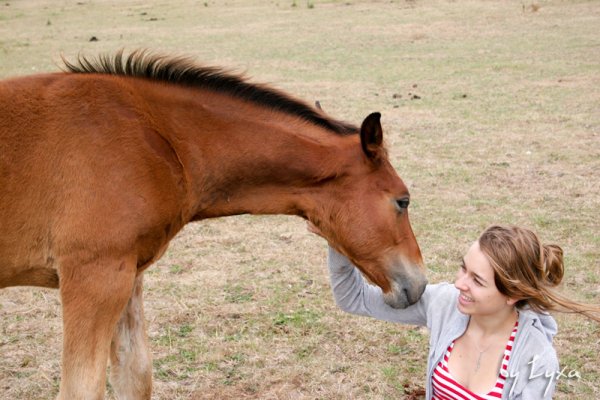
[{"xmin": 328, "ymin": 247, "xmax": 559, "ymax": 399}]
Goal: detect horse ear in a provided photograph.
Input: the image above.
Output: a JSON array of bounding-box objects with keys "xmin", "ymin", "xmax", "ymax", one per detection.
[{"xmin": 360, "ymin": 112, "xmax": 383, "ymax": 159}]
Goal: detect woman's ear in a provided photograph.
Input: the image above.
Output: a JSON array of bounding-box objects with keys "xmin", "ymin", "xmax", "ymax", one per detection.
[{"xmin": 506, "ymin": 297, "xmax": 520, "ymax": 307}]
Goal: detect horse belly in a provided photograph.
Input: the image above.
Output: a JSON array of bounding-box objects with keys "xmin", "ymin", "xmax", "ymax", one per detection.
[
  {"xmin": 0, "ymin": 264, "xmax": 59, "ymax": 288},
  {"xmin": 0, "ymin": 227, "xmax": 59, "ymax": 288}
]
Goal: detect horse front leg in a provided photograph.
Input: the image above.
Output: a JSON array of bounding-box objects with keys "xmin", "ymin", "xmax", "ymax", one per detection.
[
  {"xmin": 109, "ymin": 274, "xmax": 152, "ymax": 400},
  {"xmin": 57, "ymin": 255, "xmax": 137, "ymax": 400}
]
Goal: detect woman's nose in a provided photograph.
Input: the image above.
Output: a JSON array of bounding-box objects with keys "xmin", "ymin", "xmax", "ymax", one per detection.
[{"xmin": 454, "ymin": 274, "xmax": 468, "ymax": 291}]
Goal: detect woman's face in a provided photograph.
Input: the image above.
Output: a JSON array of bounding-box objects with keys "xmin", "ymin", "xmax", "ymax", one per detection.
[{"xmin": 454, "ymin": 241, "xmax": 515, "ymax": 316}]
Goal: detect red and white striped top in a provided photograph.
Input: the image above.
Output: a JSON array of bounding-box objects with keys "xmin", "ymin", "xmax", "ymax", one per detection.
[{"xmin": 432, "ymin": 321, "xmax": 518, "ymax": 400}]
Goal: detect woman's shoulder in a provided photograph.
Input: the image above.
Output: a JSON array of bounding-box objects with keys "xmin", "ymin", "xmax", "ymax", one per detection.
[
  {"xmin": 504, "ymin": 311, "xmax": 559, "ymax": 398},
  {"xmin": 514, "ymin": 321, "xmax": 558, "ymax": 368},
  {"xmin": 420, "ymin": 283, "xmax": 469, "ymax": 348},
  {"xmin": 421, "ymin": 283, "xmax": 464, "ymax": 322},
  {"xmin": 510, "ymin": 310, "xmax": 557, "ymax": 368},
  {"xmin": 517, "ymin": 310, "xmax": 558, "ymax": 347}
]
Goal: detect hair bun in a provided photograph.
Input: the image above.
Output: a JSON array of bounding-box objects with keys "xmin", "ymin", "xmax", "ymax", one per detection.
[{"xmin": 543, "ymin": 244, "xmax": 564, "ymax": 286}]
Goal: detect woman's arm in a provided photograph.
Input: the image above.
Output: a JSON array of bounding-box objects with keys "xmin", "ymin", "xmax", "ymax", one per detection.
[{"xmin": 328, "ymin": 246, "xmax": 430, "ymax": 326}]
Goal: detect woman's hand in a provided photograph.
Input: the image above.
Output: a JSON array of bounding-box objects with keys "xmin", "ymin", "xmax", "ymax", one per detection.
[
  {"xmin": 306, "ymin": 221, "xmax": 325, "ymax": 239},
  {"xmin": 307, "ymin": 221, "xmax": 345, "ymax": 258}
]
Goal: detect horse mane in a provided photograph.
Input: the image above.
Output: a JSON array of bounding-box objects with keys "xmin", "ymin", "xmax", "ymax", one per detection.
[{"xmin": 62, "ymin": 49, "xmax": 358, "ymax": 135}]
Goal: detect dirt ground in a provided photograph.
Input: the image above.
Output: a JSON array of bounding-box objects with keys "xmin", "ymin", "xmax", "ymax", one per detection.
[{"xmin": 1, "ymin": 1, "xmax": 599, "ymax": 399}]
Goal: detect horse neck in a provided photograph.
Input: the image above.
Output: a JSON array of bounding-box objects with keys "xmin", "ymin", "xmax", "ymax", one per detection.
[{"xmin": 145, "ymin": 85, "xmax": 360, "ymax": 221}]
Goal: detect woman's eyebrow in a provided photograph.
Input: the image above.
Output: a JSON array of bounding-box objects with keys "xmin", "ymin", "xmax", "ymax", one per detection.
[{"xmin": 462, "ymin": 258, "xmax": 488, "ymax": 284}]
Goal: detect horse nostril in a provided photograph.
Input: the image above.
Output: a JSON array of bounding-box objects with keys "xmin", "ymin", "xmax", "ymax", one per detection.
[{"xmin": 403, "ymin": 287, "xmax": 410, "ymax": 303}]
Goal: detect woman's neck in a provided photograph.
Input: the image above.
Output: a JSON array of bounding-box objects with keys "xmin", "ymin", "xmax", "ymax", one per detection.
[{"xmin": 468, "ymin": 307, "xmax": 518, "ymax": 338}]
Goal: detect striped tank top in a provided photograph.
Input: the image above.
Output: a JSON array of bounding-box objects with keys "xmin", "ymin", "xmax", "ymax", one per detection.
[{"xmin": 432, "ymin": 321, "xmax": 518, "ymax": 400}]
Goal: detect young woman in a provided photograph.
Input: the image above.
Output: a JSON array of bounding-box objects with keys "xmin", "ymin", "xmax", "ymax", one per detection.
[{"xmin": 309, "ymin": 223, "xmax": 600, "ymax": 399}]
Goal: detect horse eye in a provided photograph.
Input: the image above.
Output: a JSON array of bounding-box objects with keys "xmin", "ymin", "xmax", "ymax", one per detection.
[{"xmin": 395, "ymin": 198, "xmax": 410, "ymax": 211}]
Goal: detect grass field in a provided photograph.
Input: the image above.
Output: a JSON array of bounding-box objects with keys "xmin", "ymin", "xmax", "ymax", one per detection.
[{"xmin": 1, "ymin": 0, "xmax": 599, "ymax": 399}]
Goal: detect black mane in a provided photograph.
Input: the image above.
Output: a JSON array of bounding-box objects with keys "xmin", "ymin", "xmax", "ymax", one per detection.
[{"xmin": 62, "ymin": 50, "xmax": 358, "ymax": 135}]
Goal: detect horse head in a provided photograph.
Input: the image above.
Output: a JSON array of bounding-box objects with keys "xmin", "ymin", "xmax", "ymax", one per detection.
[{"xmin": 309, "ymin": 112, "xmax": 426, "ymax": 309}]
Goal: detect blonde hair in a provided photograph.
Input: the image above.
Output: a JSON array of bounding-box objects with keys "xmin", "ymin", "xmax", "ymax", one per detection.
[{"xmin": 478, "ymin": 224, "xmax": 600, "ymax": 323}]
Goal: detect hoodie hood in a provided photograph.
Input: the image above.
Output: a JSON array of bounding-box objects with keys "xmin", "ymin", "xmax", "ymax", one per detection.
[
  {"xmin": 534, "ymin": 311, "xmax": 558, "ymax": 343},
  {"xmin": 520, "ymin": 308, "xmax": 558, "ymax": 343}
]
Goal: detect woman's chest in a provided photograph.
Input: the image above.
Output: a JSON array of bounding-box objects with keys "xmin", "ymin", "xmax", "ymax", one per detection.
[{"xmin": 445, "ymin": 338, "xmax": 507, "ymax": 394}]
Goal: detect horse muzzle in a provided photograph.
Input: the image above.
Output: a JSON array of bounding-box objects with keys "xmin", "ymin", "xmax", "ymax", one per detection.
[{"xmin": 382, "ymin": 267, "xmax": 428, "ymax": 309}]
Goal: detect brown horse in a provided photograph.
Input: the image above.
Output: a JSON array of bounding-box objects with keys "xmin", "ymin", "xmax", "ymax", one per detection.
[{"xmin": 0, "ymin": 50, "xmax": 426, "ymax": 399}]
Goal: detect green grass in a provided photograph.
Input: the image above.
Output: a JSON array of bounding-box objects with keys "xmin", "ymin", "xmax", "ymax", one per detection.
[{"xmin": 1, "ymin": 1, "xmax": 599, "ymax": 399}]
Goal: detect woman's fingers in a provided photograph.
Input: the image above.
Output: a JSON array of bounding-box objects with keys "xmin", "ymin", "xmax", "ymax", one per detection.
[{"xmin": 306, "ymin": 221, "xmax": 324, "ymax": 237}]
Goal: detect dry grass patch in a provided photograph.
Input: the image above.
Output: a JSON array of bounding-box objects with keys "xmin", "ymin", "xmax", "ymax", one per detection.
[{"xmin": 1, "ymin": 1, "xmax": 599, "ymax": 399}]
